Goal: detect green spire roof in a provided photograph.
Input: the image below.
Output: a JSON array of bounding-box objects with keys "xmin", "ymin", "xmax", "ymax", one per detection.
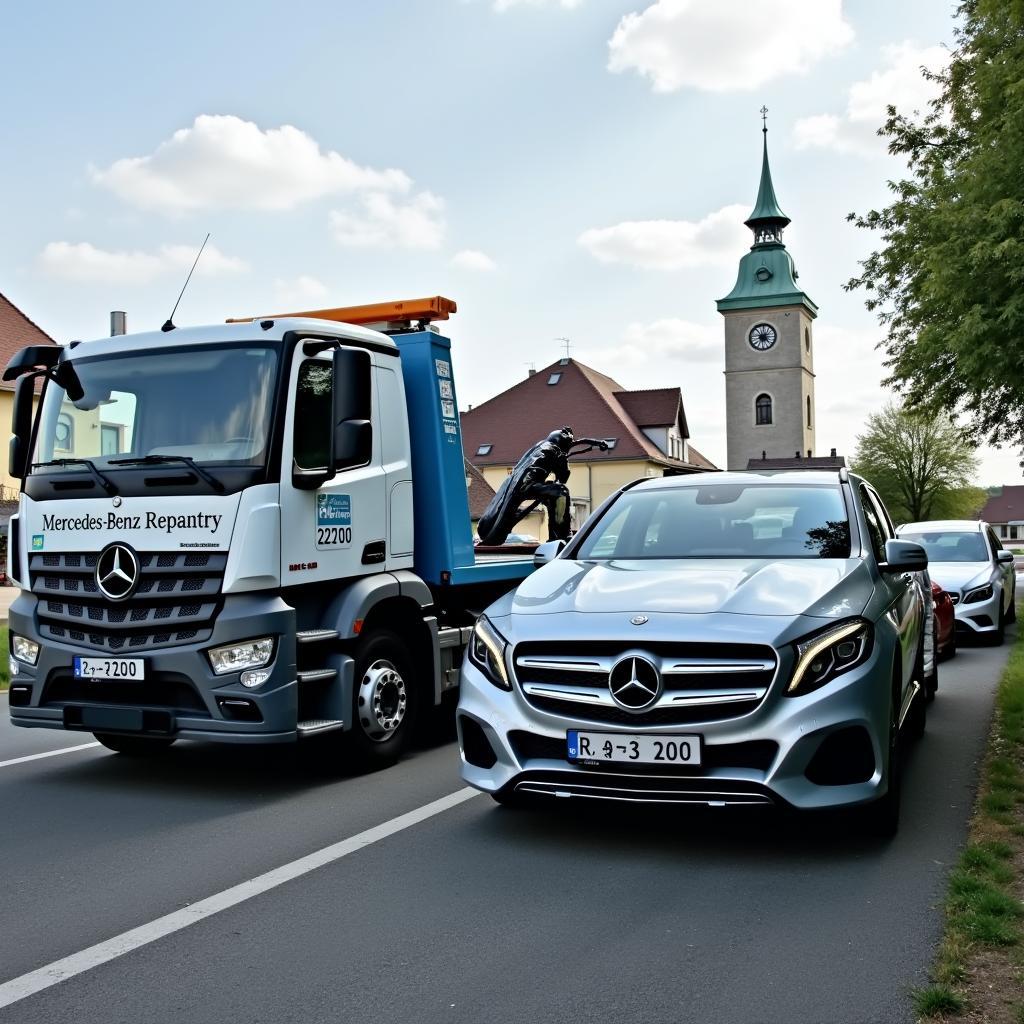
[
  {"xmin": 745, "ymin": 129, "xmax": 790, "ymax": 231},
  {"xmin": 717, "ymin": 116, "xmax": 816, "ymax": 318}
]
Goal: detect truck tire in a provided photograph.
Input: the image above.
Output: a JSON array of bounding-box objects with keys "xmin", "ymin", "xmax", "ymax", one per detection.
[
  {"xmin": 93, "ymin": 734, "xmax": 176, "ymax": 755},
  {"xmin": 347, "ymin": 629, "xmax": 418, "ymax": 769}
]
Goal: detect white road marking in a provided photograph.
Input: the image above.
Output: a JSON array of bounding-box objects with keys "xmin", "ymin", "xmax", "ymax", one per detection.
[
  {"xmin": 0, "ymin": 785, "xmax": 481, "ymax": 1010},
  {"xmin": 0, "ymin": 742, "xmax": 101, "ymax": 770}
]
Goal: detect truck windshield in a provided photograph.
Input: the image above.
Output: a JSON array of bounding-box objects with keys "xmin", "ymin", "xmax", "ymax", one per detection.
[
  {"xmin": 32, "ymin": 344, "xmax": 279, "ymax": 470},
  {"xmin": 576, "ymin": 483, "xmax": 852, "ymax": 560}
]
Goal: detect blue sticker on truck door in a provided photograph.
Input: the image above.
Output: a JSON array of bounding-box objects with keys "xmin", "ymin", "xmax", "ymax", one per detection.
[{"xmin": 316, "ymin": 494, "xmax": 353, "ymax": 549}]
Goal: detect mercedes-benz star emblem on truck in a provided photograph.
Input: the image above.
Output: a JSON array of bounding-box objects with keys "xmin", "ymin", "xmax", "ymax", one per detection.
[
  {"xmin": 608, "ymin": 656, "xmax": 661, "ymax": 711},
  {"xmin": 95, "ymin": 543, "xmax": 139, "ymax": 602}
]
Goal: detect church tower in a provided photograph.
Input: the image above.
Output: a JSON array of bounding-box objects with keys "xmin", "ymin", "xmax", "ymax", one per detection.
[{"xmin": 717, "ymin": 117, "xmax": 818, "ymax": 471}]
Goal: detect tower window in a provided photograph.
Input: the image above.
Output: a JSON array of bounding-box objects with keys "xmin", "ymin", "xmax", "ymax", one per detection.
[
  {"xmin": 806, "ymin": 396, "xmax": 812, "ymax": 428},
  {"xmin": 755, "ymin": 394, "xmax": 772, "ymax": 426},
  {"xmin": 805, "ymin": 327, "xmax": 811, "ymax": 353}
]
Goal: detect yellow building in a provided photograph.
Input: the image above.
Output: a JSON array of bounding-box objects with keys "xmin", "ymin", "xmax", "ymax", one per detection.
[{"xmin": 461, "ymin": 357, "xmax": 717, "ymax": 539}]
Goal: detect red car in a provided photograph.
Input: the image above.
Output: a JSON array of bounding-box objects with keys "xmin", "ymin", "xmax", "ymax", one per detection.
[{"xmin": 932, "ymin": 580, "xmax": 956, "ymax": 661}]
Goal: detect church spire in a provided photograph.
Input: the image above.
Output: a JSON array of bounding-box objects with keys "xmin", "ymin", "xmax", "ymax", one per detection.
[{"xmin": 744, "ymin": 109, "xmax": 790, "ymax": 245}]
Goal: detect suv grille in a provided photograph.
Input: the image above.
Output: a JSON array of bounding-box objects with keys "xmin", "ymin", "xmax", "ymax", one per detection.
[
  {"xmin": 513, "ymin": 640, "xmax": 777, "ymax": 726},
  {"xmin": 30, "ymin": 551, "xmax": 227, "ymax": 652}
]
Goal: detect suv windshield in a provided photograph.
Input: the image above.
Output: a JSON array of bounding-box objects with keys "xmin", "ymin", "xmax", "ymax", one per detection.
[
  {"xmin": 576, "ymin": 483, "xmax": 852, "ymax": 560},
  {"xmin": 33, "ymin": 344, "xmax": 279, "ymax": 470},
  {"xmin": 900, "ymin": 530, "xmax": 989, "ymax": 562}
]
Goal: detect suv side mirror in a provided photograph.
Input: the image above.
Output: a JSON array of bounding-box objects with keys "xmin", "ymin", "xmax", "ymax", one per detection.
[
  {"xmin": 331, "ymin": 347, "xmax": 372, "ymax": 471},
  {"xmin": 997, "ymin": 549, "xmax": 1014, "ymax": 564},
  {"xmin": 881, "ymin": 539, "xmax": 928, "ymax": 573},
  {"xmin": 534, "ymin": 539, "xmax": 565, "ymax": 567},
  {"xmin": 9, "ymin": 374, "xmax": 35, "ymax": 480}
]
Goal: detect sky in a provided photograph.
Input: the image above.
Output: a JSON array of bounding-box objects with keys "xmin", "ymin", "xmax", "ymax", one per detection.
[{"xmin": 3, "ymin": 0, "xmax": 1016, "ymax": 485}]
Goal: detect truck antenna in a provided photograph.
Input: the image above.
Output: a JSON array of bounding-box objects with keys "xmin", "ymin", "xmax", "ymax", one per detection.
[{"xmin": 161, "ymin": 233, "xmax": 210, "ymax": 333}]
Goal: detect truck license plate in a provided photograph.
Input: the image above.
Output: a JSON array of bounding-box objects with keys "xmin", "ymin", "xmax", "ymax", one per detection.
[
  {"xmin": 73, "ymin": 657, "xmax": 145, "ymax": 681},
  {"xmin": 567, "ymin": 730, "xmax": 701, "ymax": 766}
]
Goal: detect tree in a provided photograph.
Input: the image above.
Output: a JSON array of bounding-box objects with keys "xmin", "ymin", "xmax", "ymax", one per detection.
[
  {"xmin": 853, "ymin": 404, "xmax": 981, "ymax": 523},
  {"xmin": 847, "ymin": 0, "xmax": 1024, "ymax": 457}
]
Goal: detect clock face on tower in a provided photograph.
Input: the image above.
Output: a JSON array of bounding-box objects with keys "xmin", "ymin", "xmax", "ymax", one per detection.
[{"xmin": 748, "ymin": 323, "xmax": 777, "ymax": 351}]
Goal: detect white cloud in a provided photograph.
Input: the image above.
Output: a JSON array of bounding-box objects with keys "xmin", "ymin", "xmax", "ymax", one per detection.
[
  {"xmin": 329, "ymin": 192, "xmax": 446, "ymax": 249},
  {"xmin": 608, "ymin": 0, "xmax": 853, "ymax": 93},
  {"xmin": 39, "ymin": 241, "xmax": 247, "ymax": 285},
  {"xmin": 794, "ymin": 42, "xmax": 949, "ymax": 155},
  {"xmin": 92, "ymin": 114, "xmax": 411, "ymax": 214},
  {"xmin": 451, "ymin": 249, "xmax": 497, "ymax": 272},
  {"xmin": 272, "ymin": 275, "xmax": 330, "ymax": 307},
  {"xmin": 494, "ymin": 0, "xmax": 582, "ymax": 9},
  {"xmin": 579, "ymin": 203, "xmax": 748, "ymax": 270},
  {"xmin": 578, "ymin": 318, "xmax": 721, "ymax": 368}
]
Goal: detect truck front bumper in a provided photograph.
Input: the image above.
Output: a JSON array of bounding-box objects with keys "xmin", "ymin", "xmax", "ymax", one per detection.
[{"xmin": 8, "ymin": 592, "xmax": 303, "ymax": 743}]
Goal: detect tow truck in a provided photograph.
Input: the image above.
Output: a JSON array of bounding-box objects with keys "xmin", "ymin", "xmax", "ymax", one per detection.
[{"xmin": 4, "ymin": 296, "xmax": 533, "ymax": 766}]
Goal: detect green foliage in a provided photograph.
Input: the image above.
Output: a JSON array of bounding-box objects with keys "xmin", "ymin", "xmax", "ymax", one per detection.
[
  {"xmin": 913, "ymin": 985, "xmax": 965, "ymax": 1017},
  {"xmin": 852, "ymin": 403, "xmax": 979, "ymax": 522},
  {"xmin": 847, "ymin": 0, "xmax": 1024, "ymax": 457}
]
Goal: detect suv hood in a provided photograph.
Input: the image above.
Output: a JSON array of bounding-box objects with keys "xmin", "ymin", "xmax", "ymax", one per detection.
[
  {"xmin": 510, "ymin": 557, "xmax": 873, "ymax": 619},
  {"xmin": 927, "ymin": 561, "xmax": 992, "ymax": 594}
]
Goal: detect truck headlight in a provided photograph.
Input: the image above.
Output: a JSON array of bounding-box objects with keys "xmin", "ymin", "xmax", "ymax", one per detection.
[
  {"xmin": 963, "ymin": 583, "xmax": 994, "ymax": 605},
  {"xmin": 11, "ymin": 634, "xmax": 39, "ymax": 666},
  {"xmin": 468, "ymin": 615, "xmax": 511, "ymax": 691},
  {"xmin": 788, "ymin": 620, "xmax": 872, "ymax": 697},
  {"xmin": 206, "ymin": 637, "xmax": 275, "ymax": 676}
]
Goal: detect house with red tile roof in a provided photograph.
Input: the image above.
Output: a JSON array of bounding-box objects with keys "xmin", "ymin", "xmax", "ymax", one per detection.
[
  {"xmin": 979, "ymin": 486, "xmax": 1024, "ymax": 544},
  {"xmin": 461, "ymin": 357, "xmax": 716, "ymax": 535},
  {"xmin": 0, "ymin": 292, "xmax": 57, "ymax": 498}
]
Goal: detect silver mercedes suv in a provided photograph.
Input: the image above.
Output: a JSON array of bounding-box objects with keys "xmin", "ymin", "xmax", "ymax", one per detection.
[{"xmin": 457, "ymin": 470, "xmax": 930, "ymax": 834}]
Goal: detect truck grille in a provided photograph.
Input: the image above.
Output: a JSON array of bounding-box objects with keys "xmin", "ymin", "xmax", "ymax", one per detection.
[
  {"xmin": 30, "ymin": 551, "xmax": 227, "ymax": 652},
  {"xmin": 513, "ymin": 640, "xmax": 777, "ymax": 726}
]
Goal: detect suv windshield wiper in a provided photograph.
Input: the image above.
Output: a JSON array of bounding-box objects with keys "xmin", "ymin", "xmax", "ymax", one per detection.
[
  {"xmin": 32, "ymin": 458, "xmax": 118, "ymax": 496},
  {"xmin": 108, "ymin": 454, "xmax": 225, "ymax": 493}
]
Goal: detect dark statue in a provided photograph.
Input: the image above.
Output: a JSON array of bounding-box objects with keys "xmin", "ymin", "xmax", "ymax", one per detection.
[{"xmin": 476, "ymin": 427, "xmax": 610, "ymax": 546}]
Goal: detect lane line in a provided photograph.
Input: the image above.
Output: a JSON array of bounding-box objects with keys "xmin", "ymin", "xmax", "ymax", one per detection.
[
  {"xmin": 0, "ymin": 742, "xmax": 101, "ymax": 770},
  {"xmin": 0, "ymin": 785, "xmax": 481, "ymax": 1010}
]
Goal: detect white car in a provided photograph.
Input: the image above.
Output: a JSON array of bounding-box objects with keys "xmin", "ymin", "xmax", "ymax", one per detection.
[{"xmin": 897, "ymin": 520, "xmax": 1016, "ymax": 645}]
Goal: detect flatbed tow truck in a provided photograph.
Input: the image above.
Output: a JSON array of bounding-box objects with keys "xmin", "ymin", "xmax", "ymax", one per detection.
[{"xmin": 5, "ymin": 296, "xmax": 532, "ymax": 766}]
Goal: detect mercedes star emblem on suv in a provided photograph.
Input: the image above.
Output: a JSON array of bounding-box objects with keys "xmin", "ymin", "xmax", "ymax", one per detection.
[
  {"xmin": 608, "ymin": 655, "xmax": 661, "ymax": 712},
  {"xmin": 95, "ymin": 543, "xmax": 139, "ymax": 601}
]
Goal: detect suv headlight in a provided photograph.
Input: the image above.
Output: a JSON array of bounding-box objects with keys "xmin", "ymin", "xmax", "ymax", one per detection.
[
  {"xmin": 963, "ymin": 583, "xmax": 994, "ymax": 605},
  {"xmin": 788, "ymin": 619, "xmax": 873, "ymax": 697},
  {"xmin": 468, "ymin": 615, "xmax": 511, "ymax": 691},
  {"xmin": 206, "ymin": 637, "xmax": 275, "ymax": 676}
]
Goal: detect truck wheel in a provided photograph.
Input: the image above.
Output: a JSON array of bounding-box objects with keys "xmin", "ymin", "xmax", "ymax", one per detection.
[
  {"xmin": 93, "ymin": 734, "xmax": 176, "ymax": 755},
  {"xmin": 348, "ymin": 630, "xmax": 418, "ymax": 768}
]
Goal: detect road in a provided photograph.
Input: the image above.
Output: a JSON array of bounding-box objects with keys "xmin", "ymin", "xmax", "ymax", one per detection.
[{"xmin": 0, "ymin": 630, "xmax": 1011, "ymax": 1024}]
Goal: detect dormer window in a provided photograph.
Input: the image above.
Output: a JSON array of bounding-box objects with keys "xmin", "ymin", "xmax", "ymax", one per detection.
[
  {"xmin": 547, "ymin": 373, "xmax": 562, "ymax": 385},
  {"xmin": 476, "ymin": 444, "xmax": 493, "ymax": 456}
]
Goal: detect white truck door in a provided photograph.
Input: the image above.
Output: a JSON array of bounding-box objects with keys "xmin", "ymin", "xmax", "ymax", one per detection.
[{"xmin": 279, "ymin": 347, "xmax": 386, "ymax": 587}]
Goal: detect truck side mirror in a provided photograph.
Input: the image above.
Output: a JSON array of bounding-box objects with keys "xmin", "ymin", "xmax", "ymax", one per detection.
[
  {"xmin": 331, "ymin": 347, "xmax": 372, "ymax": 472},
  {"xmin": 9, "ymin": 374, "xmax": 35, "ymax": 480},
  {"xmin": 880, "ymin": 539, "xmax": 928, "ymax": 573}
]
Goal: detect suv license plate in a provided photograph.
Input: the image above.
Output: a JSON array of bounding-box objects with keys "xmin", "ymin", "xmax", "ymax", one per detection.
[
  {"xmin": 567, "ymin": 730, "xmax": 701, "ymax": 766},
  {"xmin": 73, "ymin": 657, "xmax": 145, "ymax": 681}
]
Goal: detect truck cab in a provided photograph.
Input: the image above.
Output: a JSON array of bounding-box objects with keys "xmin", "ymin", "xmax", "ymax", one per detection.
[{"xmin": 5, "ymin": 297, "xmax": 531, "ymax": 766}]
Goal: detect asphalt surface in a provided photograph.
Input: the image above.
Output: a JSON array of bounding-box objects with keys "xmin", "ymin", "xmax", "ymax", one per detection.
[{"xmin": 0, "ymin": 629, "xmax": 1012, "ymax": 1024}]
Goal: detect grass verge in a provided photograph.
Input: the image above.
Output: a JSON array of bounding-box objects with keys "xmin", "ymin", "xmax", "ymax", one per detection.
[{"xmin": 914, "ymin": 615, "xmax": 1024, "ymax": 1022}]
